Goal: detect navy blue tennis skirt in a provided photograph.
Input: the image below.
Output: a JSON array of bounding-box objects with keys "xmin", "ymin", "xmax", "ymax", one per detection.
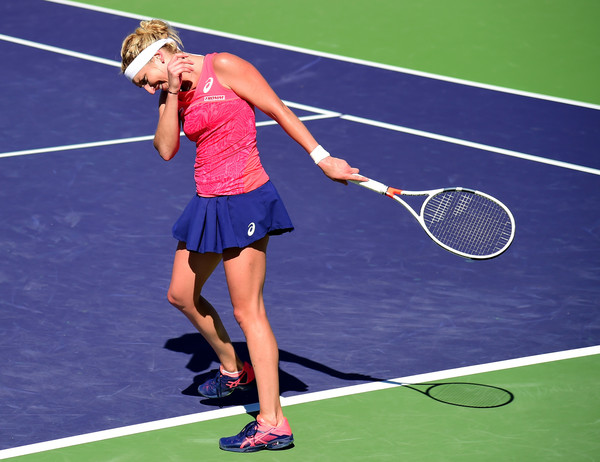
[{"xmin": 172, "ymin": 181, "xmax": 294, "ymax": 253}]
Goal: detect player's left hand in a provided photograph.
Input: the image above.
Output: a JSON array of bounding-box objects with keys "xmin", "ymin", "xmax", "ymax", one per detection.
[{"xmin": 318, "ymin": 156, "xmax": 367, "ymax": 185}]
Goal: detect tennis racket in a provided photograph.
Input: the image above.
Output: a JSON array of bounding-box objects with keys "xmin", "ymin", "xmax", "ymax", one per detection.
[{"xmin": 350, "ymin": 176, "xmax": 515, "ymax": 260}]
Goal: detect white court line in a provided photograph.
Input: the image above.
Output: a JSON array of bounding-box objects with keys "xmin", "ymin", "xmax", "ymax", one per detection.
[
  {"xmin": 0, "ymin": 135, "xmax": 154, "ymax": 159},
  {"xmin": 43, "ymin": 0, "xmax": 600, "ymax": 111},
  {"xmin": 0, "ymin": 102, "xmax": 339, "ymax": 159},
  {"xmin": 342, "ymin": 114, "xmax": 600, "ymax": 176},
  {"xmin": 1, "ymin": 32, "xmax": 598, "ymax": 176},
  {"xmin": 1, "ymin": 110, "xmax": 598, "ymax": 177},
  {"xmin": 0, "ymin": 33, "xmax": 120, "ymax": 68},
  {"xmin": 1, "ymin": 345, "xmax": 598, "ymax": 460}
]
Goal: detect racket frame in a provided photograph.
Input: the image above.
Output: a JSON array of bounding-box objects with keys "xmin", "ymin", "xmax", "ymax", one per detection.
[{"xmin": 351, "ymin": 178, "xmax": 515, "ymax": 259}]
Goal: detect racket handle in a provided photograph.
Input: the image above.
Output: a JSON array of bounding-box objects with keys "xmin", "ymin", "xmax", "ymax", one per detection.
[{"xmin": 350, "ymin": 177, "xmax": 390, "ymax": 195}]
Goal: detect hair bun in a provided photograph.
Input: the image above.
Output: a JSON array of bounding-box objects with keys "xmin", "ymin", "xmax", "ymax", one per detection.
[
  {"xmin": 120, "ymin": 19, "xmax": 183, "ymax": 73},
  {"xmin": 137, "ymin": 19, "xmax": 169, "ymax": 38}
]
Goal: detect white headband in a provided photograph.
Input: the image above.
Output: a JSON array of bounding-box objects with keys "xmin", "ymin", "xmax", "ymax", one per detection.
[{"xmin": 124, "ymin": 38, "xmax": 176, "ymax": 82}]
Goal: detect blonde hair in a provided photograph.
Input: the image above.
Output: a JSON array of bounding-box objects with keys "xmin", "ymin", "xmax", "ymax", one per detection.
[{"xmin": 120, "ymin": 19, "xmax": 183, "ymax": 73}]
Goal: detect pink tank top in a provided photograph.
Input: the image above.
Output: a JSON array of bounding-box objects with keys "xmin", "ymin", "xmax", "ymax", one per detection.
[{"xmin": 177, "ymin": 53, "xmax": 269, "ymax": 197}]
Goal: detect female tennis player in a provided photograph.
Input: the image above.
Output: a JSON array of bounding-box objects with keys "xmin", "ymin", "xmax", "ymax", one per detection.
[{"xmin": 120, "ymin": 20, "xmax": 364, "ymax": 452}]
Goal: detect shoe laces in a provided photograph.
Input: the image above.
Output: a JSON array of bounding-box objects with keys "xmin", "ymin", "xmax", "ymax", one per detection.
[{"xmin": 225, "ymin": 373, "xmax": 245, "ymax": 389}]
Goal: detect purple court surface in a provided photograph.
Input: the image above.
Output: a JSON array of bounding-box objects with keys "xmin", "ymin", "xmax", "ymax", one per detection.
[{"xmin": 1, "ymin": 0, "xmax": 599, "ymax": 450}]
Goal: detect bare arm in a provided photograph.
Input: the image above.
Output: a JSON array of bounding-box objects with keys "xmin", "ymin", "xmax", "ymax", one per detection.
[
  {"xmin": 154, "ymin": 91, "xmax": 180, "ymax": 160},
  {"xmin": 153, "ymin": 53, "xmax": 195, "ymax": 160},
  {"xmin": 213, "ymin": 53, "xmax": 365, "ymax": 183}
]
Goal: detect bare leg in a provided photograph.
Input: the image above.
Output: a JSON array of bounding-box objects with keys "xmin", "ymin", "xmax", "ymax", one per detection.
[
  {"xmin": 167, "ymin": 241, "xmax": 243, "ymax": 372},
  {"xmin": 223, "ymin": 236, "xmax": 283, "ymax": 426}
]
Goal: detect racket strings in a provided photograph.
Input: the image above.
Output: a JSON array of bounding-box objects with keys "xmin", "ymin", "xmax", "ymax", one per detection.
[{"xmin": 423, "ymin": 191, "xmax": 513, "ymax": 257}]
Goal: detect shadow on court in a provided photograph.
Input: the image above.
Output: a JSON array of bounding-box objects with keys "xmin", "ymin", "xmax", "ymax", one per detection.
[
  {"xmin": 393, "ymin": 382, "xmax": 515, "ymax": 408},
  {"xmin": 164, "ymin": 334, "xmax": 382, "ymax": 407},
  {"xmin": 164, "ymin": 334, "xmax": 515, "ymax": 410}
]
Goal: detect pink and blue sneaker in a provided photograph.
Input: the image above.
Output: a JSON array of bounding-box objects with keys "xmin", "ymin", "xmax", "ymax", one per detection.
[
  {"xmin": 198, "ymin": 362, "xmax": 255, "ymax": 399},
  {"xmin": 219, "ymin": 416, "xmax": 294, "ymax": 452}
]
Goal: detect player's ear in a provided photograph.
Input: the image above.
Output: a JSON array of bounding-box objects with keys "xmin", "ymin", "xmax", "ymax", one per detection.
[{"xmin": 155, "ymin": 49, "xmax": 166, "ymax": 64}]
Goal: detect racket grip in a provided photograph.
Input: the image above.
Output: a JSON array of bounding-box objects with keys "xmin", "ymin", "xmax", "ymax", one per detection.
[{"xmin": 350, "ymin": 177, "xmax": 390, "ymax": 195}]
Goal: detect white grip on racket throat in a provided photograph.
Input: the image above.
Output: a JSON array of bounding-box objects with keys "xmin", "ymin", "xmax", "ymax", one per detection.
[{"xmin": 350, "ymin": 177, "xmax": 389, "ymax": 195}]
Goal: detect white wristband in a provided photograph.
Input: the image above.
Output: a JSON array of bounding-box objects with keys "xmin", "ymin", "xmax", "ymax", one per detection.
[{"xmin": 309, "ymin": 145, "xmax": 331, "ymax": 164}]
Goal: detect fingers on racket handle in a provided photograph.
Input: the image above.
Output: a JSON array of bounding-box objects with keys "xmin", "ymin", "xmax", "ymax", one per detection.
[{"xmin": 350, "ymin": 177, "xmax": 390, "ymax": 195}]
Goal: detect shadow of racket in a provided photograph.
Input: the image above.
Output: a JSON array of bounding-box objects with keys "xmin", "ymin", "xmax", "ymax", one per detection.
[{"xmin": 400, "ymin": 382, "xmax": 514, "ymax": 408}]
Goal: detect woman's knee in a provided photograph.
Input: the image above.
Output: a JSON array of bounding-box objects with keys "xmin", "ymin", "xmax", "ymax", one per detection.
[
  {"xmin": 168, "ymin": 245, "xmax": 221, "ymax": 311},
  {"xmin": 167, "ymin": 284, "xmax": 189, "ymax": 311},
  {"xmin": 232, "ymin": 305, "xmax": 245, "ymax": 325},
  {"xmin": 232, "ymin": 299, "xmax": 263, "ymax": 327}
]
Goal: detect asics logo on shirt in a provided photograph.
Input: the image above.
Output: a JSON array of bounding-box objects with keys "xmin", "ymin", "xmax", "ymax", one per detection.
[
  {"xmin": 203, "ymin": 77, "xmax": 214, "ymax": 93},
  {"xmin": 203, "ymin": 77, "xmax": 225, "ymax": 101},
  {"xmin": 247, "ymin": 223, "xmax": 256, "ymax": 236}
]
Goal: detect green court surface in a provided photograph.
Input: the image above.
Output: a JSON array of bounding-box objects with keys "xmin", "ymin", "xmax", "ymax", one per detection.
[
  {"xmin": 76, "ymin": 0, "xmax": 600, "ymax": 106},
  {"xmin": 5, "ymin": 354, "xmax": 599, "ymax": 461}
]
